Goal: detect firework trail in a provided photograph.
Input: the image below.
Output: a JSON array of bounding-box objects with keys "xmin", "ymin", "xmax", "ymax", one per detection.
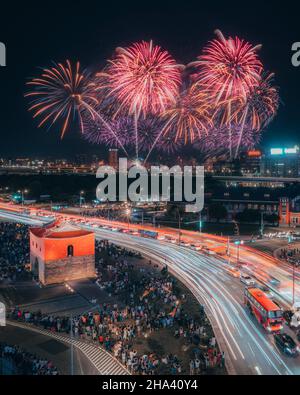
[
  {"xmin": 82, "ymin": 116, "xmax": 134, "ymax": 148},
  {"xmin": 97, "ymin": 40, "xmax": 182, "ymax": 158},
  {"xmin": 195, "ymin": 125, "xmax": 261, "ymax": 158},
  {"xmin": 145, "ymin": 83, "xmax": 211, "ymax": 162},
  {"xmin": 136, "ymin": 117, "xmax": 162, "ymax": 153},
  {"xmin": 233, "ymin": 72, "xmax": 279, "ymax": 158},
  {"xmin": 190, "ymin": 30, "xmax": 263, "ymax": 158},
  {"xmin": 159, "ymin": 132, "xmax": 183, "ymax": 154},
  {"xmin": 25, "ymin": 60, "xmax": 97, "ymax": 138},
  {"xmin": 25, "ymin": 60, "xmax": 129, "ymax": 155}
]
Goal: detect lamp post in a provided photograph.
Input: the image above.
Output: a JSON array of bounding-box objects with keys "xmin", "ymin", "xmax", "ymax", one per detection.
[
  {"xmin": 260, "ymin": 212, "xmax": 264, "ymax": 236},
  {"xmin": 125, "ymin": 208, "xmax": 131, "ymax": 230},
  {"xmin": 234, "ymin": 240, "xmax": 244, "ymax": 265},
  {"xmin": 79, "ymin": 190, "xmax": 85, "ymax": 209},
  {"xmin": 199, "ymin": 211, "xmax": 202, "ymax": 234},
  {"xmin": 18, "ymin": 189, "xmax": 28, "ymax": 206}
]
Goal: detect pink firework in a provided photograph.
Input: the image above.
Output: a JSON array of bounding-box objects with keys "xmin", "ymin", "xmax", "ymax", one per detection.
[
  {"xmin": 99, "ymin": 40, "xmax": 182, "ymax": 117},
  {"xmin": 192, "ymin": 30, "xmax": 263, "ymax": 103},
  {"xmin": 97, "ymin": 40, "xmax": 182, "ymax": 158},
  {"xmin": 190, "ymin": 30, "xmax": 263, "ymax": 157}
]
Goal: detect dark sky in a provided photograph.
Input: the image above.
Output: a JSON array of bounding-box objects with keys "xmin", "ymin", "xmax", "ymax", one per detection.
[{"xmin": 1, "ymin": 0, "xmax": 300, "ymax": 158}]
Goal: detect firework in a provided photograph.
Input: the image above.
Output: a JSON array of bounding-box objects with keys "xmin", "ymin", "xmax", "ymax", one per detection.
[
  {"xmin": 98, "ymin": 40, "xmax": 182, "ymax": 157},
  {"xmin": 82, "ymin": 116, "xmax": 133, "ymax": 148},
  {"xmin": 161, "ymin": 84, "xmax": 211, "ymax": 144},
  {"xmin": 192, "ymin": 30, "xmax": 262, "ymax": 102},
  {"xmin": 196, "ymin": 125, "xmax": 261, "ymax": 158},
  {"xmin": 136, "ymin": 117, "xmax": 161, "ymax": 152},
  {"xmin": 159, "ymin": 132, "xmax": 183, "ymax": 154},
  {"xmin": 190, "ymin": 30, "xmax": 263, "ymax": 157},
  {"xmin": 233, "ymin": 72, "xmax": 279, "ymax": 157},
  {"xmin": 25, "ymin": 60, "xmax": 97, "ymax": 138}
]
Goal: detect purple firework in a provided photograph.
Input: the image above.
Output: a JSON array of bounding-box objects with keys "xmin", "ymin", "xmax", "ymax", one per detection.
[
  {"xmin": 136, "ymin": 117, "xmax": 161, "ymax": 153},
  {"xmin": 82, "ymin": 116, "xmax": 134, "ymax": 148},
  {"xmin": 195, "ymin": 124, "xmax": 261, "ymax": 158},
  {"xmin": 159, "ymin": 131, "xmax": 183, "ymax": 154}
]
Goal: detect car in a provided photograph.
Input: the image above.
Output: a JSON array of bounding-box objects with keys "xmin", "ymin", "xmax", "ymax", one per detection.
[
  {"xmin": 274, "ymin": 333, "xmax": 299, "ymax": 357},
  {"xmin": 268, "ymin": 277, "xmax": 281, "ymax": 287},
  {"xmin": 240, "ymin": 273, "xmax": 256, "ymax": 286}
]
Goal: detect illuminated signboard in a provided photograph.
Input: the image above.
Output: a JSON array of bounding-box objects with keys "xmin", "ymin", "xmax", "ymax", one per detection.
[
  {"xmin": 284, "ymin": 146, "xmax": 299, "ymax": 154},
  {"xmin": 271, "ymin": 146, "xmax": 299, "ymax": 155},
  {"xmin": 248, "ymin": 150, "xmax": 262, "ymax": 158},
  {"xmin": 270, "ymin": 148, "xmax": 283, "ymax": 155}
]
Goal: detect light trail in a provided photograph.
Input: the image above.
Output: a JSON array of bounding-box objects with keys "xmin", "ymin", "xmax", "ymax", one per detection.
[{"xmin": 0, "ymin": 206, "xmax": 300, "ymax": 375}]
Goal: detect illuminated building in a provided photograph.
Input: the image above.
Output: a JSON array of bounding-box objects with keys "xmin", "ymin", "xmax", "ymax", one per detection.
[
  {"xmin": 240, "ymin": 150, "xmax": 262, "ymax": 175},
  {"xmin": 108, "ymin": 149, "xmax": 118, "ymax": 169},
  {"xmin": 261, "ymin": 146, "xmax": 300, "ymax": 177},
  {"xmin": 30, "ymin": 223, "xmax": 95, "ymax": 285},
  {"xmin": 279, "ymin": 196, "xmax": 300, "ymax": 226}
]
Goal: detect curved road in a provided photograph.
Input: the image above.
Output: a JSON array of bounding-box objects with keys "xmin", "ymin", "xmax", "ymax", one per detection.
[{"xmin": 1, "ymin": 206, "xmax": 300, "ymax": 375}]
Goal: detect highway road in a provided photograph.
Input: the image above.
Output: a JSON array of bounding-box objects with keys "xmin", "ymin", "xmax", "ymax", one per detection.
[{"xmin": 1, "ymin": 207, "xmax": 300, "ymax": 375}]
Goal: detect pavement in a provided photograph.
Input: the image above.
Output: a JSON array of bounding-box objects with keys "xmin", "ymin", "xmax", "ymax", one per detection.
[{"xmin": 3, "ymin": 320, "xmax": 129, "ymax": 375}]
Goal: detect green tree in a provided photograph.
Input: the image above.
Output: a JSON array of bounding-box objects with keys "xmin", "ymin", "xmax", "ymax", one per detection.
[{"xmin": 208, "ymin": 203, "xmax": 228, "ymax": 222}]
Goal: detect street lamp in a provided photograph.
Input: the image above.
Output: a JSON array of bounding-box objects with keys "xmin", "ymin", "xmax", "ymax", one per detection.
[
  {"xmin": 18, "ymin": 189, "xmax": 28, "ymax": 206},
  {"xmin": 125, "ymin": 208, "xmax": 131, "ymax": 230},
  {"xmin": 234, "ymin": 240, "xmax": 244, "ymax": 265},
  {"xmin": 79, "ymin": 190, "xmax": 85, "ymax": 208}
]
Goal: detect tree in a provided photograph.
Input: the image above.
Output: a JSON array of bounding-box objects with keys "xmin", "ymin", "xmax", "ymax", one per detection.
[
  {"xmin": 264, "ymin": 213, "xmax": 280, "ymax": 226},
  {"xmin": 236, "ymin": 209, "xmax": 261, "ymax": 223},
  {"xmin": 208, "ymin": 203, "xmax": 228, "ymax": 222}
]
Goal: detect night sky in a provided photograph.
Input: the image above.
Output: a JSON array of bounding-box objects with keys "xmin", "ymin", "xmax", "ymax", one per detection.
[{"xmin": 0, "ymin": 0, "xmax": 300, "ymax": 158}]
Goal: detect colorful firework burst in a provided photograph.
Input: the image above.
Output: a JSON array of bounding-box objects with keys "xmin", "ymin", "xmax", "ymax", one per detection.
[
  {"xmin": 195, "ymin": 124, "xmax": 262, "ymax": 158},
  {"xmin": 190, "ymin": 30, "xmax": 263, "ymax": 157},
  {"xmin": 192, "ymin": 30, "xmax": 263, "ymax": 104},
  {"xmin": 98, "ymin": 40, "xmax": 182, "ymax": 118},
  {"xmin": 25, "ymin": 60, "xmax": 97, "ymax": 138},
  {"xmin": 82, "ymin": 116, "xmax": 134, "ymax": 148},
  {"xmin": 232, "ymin": 72, "xmax": 279, "ymax": 157},
  {"xmin": 160, "ymin": 84, "xmax": 212, "ymax": 145}
]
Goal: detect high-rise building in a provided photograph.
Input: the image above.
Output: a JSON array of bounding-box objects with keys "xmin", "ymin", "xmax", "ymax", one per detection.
[
  {"xmin": 108, "ymin": 148, "xmax": 118, "ymax": 169},
  {"xmin": 261, "ymin": 146, "xmax": 300, "ymax": 177}
]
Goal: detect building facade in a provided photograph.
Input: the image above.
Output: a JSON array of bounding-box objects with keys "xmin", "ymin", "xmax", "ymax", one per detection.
[
  {"xmin": 261, "ymin": 146, "xmax": 300, "ymax": 178},
  {"xmin": 30, "ymin": 223, "xmax": 95, "ymax": 286}
]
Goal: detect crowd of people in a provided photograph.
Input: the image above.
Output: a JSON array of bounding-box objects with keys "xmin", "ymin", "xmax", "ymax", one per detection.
[
  {"xmin": 0, "ymin": 222, "xmax": 30, "ymax": 281},
  {"xmin": 81, "ymin": 208, "xmax": 127, "ymax": 222},
  {"xmin": 0, "ymin": 343, "xmax": 58, "ymax": 375},
  {"xmin": 10, "ymin": 240, "xmax": 225, "ymax": 375},
  {"xmin": 0, "ymin": 219, "xmax": 225, "ymax": 375}
]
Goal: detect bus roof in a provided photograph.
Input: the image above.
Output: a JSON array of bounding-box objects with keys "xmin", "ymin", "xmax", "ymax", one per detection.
[{"xmin": 247, "ymin": 288, "xmax": 281, "ymax": 312}]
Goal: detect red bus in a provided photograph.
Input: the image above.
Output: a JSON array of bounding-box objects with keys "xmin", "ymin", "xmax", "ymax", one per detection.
[{"xmin": 244, "ymin": 288, "xmax": 283, "ymax": 332}]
